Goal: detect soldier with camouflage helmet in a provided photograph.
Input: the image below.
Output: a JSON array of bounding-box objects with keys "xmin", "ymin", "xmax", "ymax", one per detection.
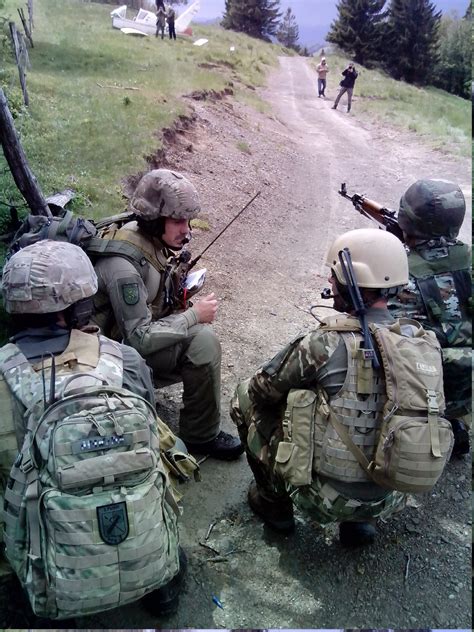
[
  {"xmin": 388, "ymin": 179, "xmax": 472, "ymax": 456},
  {"xmin": 0, "ymin": 240, "xmax": 187, "ymax": 616},
  {"xmin": 230, "ymin": 229, "xmax": 422, "ymax": 546},
  {"xmin": 92, "ymin": 168, "xmax": 243, "ymax": 460}
]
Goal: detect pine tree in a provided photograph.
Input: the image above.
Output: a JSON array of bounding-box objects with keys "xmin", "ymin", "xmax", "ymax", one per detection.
[
  {"xmin": 384, "ymin": 0, "xmax": 441, "ymax": 84},
  {"xmin": 222, "ymin": 0, "xmax": 282, "ymax": 41},
  {"xmin": 432, "ymin": 12, "xmax": 471, "ymax": 97},
  {"xmin": 276, "ymin": 7, "xmax": 300, "ymax": 50},
  {"xmin": 326, "ymin": 0, "xmax": 387, "ymax": 66}
]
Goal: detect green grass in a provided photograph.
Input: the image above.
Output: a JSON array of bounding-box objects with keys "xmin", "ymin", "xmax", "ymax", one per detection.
[
  {"xmin": 236, "ymin": 140, "xmax": 252, "ymax": 154},
  {"xmin": 0, "ymin": 0, "xmax": 285, "ymax": 219},
  {"xmin": 310, "ymin": 53, "xmax": 471, "ymax": 157}
]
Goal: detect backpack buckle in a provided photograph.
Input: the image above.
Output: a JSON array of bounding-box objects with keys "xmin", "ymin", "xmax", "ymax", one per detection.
[
  {"xmin": 426, "ymin": 390, "xmax": 439, "ymax": 414},
  {"xmin": 19, "ymin": 453, "xmax": 34, "ymax": 474},
  {"xmin": 17, "ymin": 447, "xmax": 35, "ymax": 473}
]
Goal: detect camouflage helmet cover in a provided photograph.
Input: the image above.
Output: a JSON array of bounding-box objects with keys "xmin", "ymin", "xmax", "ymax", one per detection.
[
  {"xmin": 2, "ymin": 240, "xmax": 98, "ymax": 314},
  {"xmin": 129, "ymin": 169, "xmax": 201, "ymax": 221},
  {"xmin": 398, "ymin": 179, "xmax": 465, "ymax": 240},
  {"xmin": 326, "ymin": 228, "xmax": 409, "ymax": 289}
]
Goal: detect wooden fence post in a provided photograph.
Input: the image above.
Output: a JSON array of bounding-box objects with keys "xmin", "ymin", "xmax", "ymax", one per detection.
[
  {"xmin": 9, "ymin": 22, "xmax": 29, "ymax": 106},
  {"xmin": 0, "ymin": 87, "xmax": 51, "ymax": 216},
  {"xmin": 18, "ymin": 7, "xmax": 34, "ymax": 47},
  {"xmin": 27, "ymin": 0, "xmax": 33, "ymax": 32}
]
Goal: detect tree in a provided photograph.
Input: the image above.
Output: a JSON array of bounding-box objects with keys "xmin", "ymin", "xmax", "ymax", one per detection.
[
  {"xmin": 432, "ymin": 12, "xmax": 471, "ymax": 98},
  {"xmin": 222, "ymin": 0, "xmax": 282, "ymax": 41},
  {"xmin": 326, "ymin": 0, "xmax": 387, "ymax": 66},
  {"xmin": 383, "ymin": 0, "xmax": 441, "ymax": 84},
  {"xmin": 276, "ymin": 7, "xmax": 300, "ymax": 50}
]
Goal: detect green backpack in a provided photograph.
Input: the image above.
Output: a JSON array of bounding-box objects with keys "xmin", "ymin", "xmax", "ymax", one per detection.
[{"xmin": 0, "ymin": 339, "xmax": 180, "ymax": 620}]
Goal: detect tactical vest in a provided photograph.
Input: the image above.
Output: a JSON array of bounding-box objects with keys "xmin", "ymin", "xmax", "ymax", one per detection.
[
  {"xmin": 314, "ymin": 315, "xmax": 385, "ymax": 484},
  {"xmin": 275, "ymin": 315, "xmax": 452, "ymax": 493},
  {"xmin": 406, "ymin": 241, "xmax": 471, "ymax": 347},
  {"xmin": 94, "ymin": 223, "xmax": 188, "ymax": 320}
]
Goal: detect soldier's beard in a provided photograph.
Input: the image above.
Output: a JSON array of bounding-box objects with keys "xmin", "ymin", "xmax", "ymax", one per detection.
[{"xmin": 333, "ymin": 293, "xmax": 349, "ymax": 313}]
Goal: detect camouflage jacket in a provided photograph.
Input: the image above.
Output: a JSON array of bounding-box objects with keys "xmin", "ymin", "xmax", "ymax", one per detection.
[
  {"xmin": 388, "ymin": 240, "xmax": 471, "ymax": 348},
  {"xmin": 92, "ymin": 222, "xmax": 199, "ymax": 357},
  {"xmin": 248, "ymin": 307, "xmax": 397, "ymax": 500}
]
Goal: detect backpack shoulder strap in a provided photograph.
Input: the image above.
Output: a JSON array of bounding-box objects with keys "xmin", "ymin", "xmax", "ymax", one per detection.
[
  {"xmin": 86, "ymin": 236, "xmax": 150, "ymax": 280},
  {"xmin": 0, "ymin": 343, "xmax": 43, "ymax": 410},
  {"xmin": 319, "ymin": 314, "xmax": 361, "ymax": 332},
  {"xmin": 97, "ymin": 335, "xmax": 123, "ymax": 388}
]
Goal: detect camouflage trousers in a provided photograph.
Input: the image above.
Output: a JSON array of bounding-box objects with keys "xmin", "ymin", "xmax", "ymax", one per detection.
[
  {"xmin": 442, "ymin": 347, "xmax": 472, "ymax": 424},
  {"xmin": 230, "ymin": 380, "xmax": 406, "ymax": 525}
]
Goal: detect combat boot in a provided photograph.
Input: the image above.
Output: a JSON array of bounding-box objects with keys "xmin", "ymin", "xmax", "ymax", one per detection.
[
  {"xmin": 339, "ymin": 521, "xmax": 376, "ymax": 547},
  {"xmin": 247, "ymin": 481, "xmax": 295, "ymax": 533},
  {"xmin": 141, "ymin": 547, "xmax": 187, "ymax": 616},
  {"xmin": 184, "ymin": 430, "xmax": 244, "ymax": 461}
]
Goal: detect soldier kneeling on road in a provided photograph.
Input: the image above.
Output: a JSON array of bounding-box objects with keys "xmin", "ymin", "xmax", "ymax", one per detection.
[
  {"xmin": 92, "ymin": 168, "xmax": 243, "ymax": 461},
  {"xmin": 231, "ymin": 229, "xmax": 453, "ymax": 546},
  {"xmin": 388, "ymin": 179, "xmax": 472, "ymax": 458},
  {"xmin": 0, "ymin": 241, "xmax": 187, "ymax": 620}
]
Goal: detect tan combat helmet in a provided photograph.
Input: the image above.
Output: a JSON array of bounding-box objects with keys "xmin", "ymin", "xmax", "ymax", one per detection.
[
  {"xmin": 129, "ymin": 169, "xmax": 201, "ymax": 221},
  {"xmin": 2, "ymin": 240, "xmax": 98, "ymax": 314},
  {"xmin": 326, "ymin": 228, "xmax": 409, "ymax": 289}
]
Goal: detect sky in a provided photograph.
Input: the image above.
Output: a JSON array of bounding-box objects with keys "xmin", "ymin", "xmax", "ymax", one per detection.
[{"xmin": 195, "ymin": 0, "xmax": 470, "ymax": 46}]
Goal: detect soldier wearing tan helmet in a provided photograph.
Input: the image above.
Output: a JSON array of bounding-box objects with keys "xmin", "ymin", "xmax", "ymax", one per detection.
[
  {"xmin": 0, "ymin": 241, "xmax": 186, "ymax": 616},
  {"xmin": 92, "ymin": 168, "xmax": 243, "ymax": 460},
  {"xmin": 389, "ymin": 179, "xmax": 472, "ymax": 457},
  {"xmin": 231, "ymin": 229, "xmax": 421, "ymax": 546}
]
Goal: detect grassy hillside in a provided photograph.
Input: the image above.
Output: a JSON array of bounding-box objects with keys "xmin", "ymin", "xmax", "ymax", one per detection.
[
  {"xmin": 311, "ymin": 54, "xmax": 471, "ymax": 157},
  {"xmin": 0, "ymin": 0, "xmax": 285, "ymax": 220},
  {"xmin": 0, "ymin": 0, "xmax": 470, "ymax": 227}
]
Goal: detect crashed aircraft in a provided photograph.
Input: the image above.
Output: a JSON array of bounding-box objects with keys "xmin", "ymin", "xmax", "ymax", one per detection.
[{"xmin": 111, "ymin": 0, "xmax": 200, "ymax": 37}]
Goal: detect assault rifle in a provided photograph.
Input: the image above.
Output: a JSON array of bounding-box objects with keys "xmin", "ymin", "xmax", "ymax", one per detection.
[
  {"xmin": 338, "ymin": 248, "xmax": 380, "ymax": 369},
  {"xmin": 339, "ymin": 182, "xmax": 405, "ymax": 242}
]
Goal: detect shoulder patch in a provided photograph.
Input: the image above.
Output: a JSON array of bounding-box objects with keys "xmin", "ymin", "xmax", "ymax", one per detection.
[{"xmin": 122, "ymin": 282, "xmax": 140, "ymax": 305}]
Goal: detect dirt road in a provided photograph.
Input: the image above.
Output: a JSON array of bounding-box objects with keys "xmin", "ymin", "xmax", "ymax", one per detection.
[{"xmin": 6, "ymin": 57, "xmax": 470, "ymax": 629}]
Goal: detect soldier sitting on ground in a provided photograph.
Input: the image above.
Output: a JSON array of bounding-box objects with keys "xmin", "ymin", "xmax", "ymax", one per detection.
[
  {"xmin": 92, "ymin": 168, "xmax": 243, "ymax": 461},
  {"xmin": 231, "ymin": 229, "xmax": 451, "ymax": 546},
  {"xmin": 388, "ymin": 179, "xmax": 472, "ymax": 457},
  {"xmin": 0, "ymin": 241, "xmax": 186, "ymax": 618}
]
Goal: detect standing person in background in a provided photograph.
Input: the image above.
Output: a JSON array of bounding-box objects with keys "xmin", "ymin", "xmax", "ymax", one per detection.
[
  {"xmin": 167, "ymin": 5, "xmax": 177, "ymax": 40},
  {"xmin": 332, "ymin": 63, "xmax": 358, "ymax": 112},
  {"xmin": 316, "ymin": 57, "xmax": 329, "ymax": 97},
  {"xmin": 156, "ymin": 5, "xmax": 166, "ymax": 39},
  {"xmin": 155, "ymin": 0, "xmax": 165, "ymax": 9}
]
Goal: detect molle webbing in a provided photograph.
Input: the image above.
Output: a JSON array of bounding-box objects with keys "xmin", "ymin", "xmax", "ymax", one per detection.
[
  {"xmin": 90, "ymin": 227, "xmax": 168, "ymax": 275},
  {"xmin": 313, "ymin": 329, "xmax": 385, "ymax": 483},
  {"xmin": 0, "ymin": 332, "xmax": 123, "ymax": 413},
  {"xmin": 408, "ymin": 242, "xmax": 470, "ymax": 278}
]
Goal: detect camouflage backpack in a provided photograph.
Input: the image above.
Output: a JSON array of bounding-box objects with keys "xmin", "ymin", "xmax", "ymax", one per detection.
[
  {"xmin": 274, "ymin": 316, "xmax": 454, "ymax": 494},
  {"xmin": 0, "ymin": 332, "xmax": 181, "ymax": 620}
]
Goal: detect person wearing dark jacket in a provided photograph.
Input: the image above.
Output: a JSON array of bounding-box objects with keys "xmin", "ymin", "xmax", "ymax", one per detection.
[
  {"xmin": 167, "ymin": 6, "xmax": 177, "ymax": 40},
  {"xmin": 332, "ymin": 63, "xmax": 358, "ymax": 112}
]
